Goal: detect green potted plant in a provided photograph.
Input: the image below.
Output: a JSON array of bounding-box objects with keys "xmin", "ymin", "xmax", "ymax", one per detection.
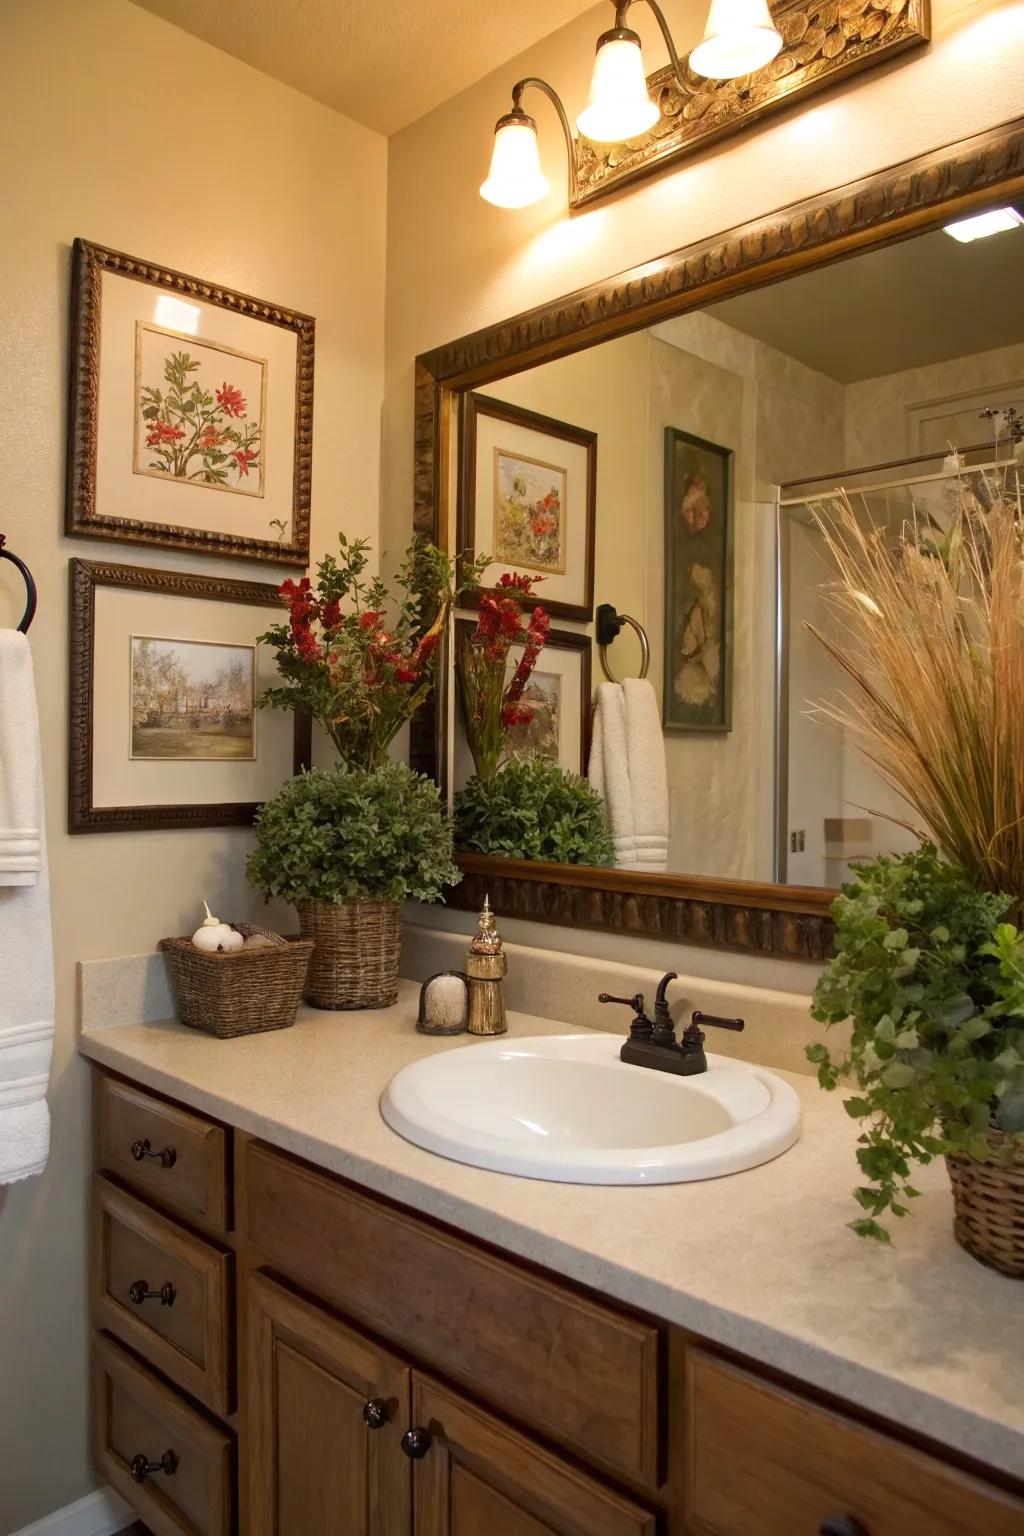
[
  {"xmin": 455, "ymin": 755, "xmax": 613, "ymax": 866},
  {"xmin": 253, "ymin": 534, "xmax": 480, "ymax": 1008},
  {"xmin": 454, "ymin": 572, "xmax": 612, "ymax": 865},
  {"xmin": 247, "ymin": 761, "xmax": 459, "ymax": 1009},
  {"xmin": 805, "ymin": 475, "xmax": 1024, "ymax": 1271}
]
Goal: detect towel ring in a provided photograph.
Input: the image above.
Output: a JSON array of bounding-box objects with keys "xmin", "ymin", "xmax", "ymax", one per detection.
[
  {"xmin": 0, "ymin": 535, "xmax": 37, "ymax": 634},
  {"xmin": 596, "ymin": 602, "xmax": 650, "ymax": 685}
]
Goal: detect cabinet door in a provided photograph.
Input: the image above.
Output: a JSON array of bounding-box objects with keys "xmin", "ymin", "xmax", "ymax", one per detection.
[
  {"xmin": 410, "ymin": 1374, "xmax": 656, "ymax": 1536},
  {"xmin": 244, "ymin": 1269, "xmax": 411, "ymax": 1536}
]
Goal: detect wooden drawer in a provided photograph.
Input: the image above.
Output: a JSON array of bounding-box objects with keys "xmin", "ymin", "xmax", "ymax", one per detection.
[
  {"xmin": 684, "ymin": 1348, "xmax": 1024, "ymax": 1536},
  {"xmin": 92, "ymin": 1174, "xmax": 233, "ymax": 1415},
  {"xmin": 96, "ymin": 1073, "xmax": 229, "ymax": 1234},
  {"xmin": 92, "ymin": 1332, "xmax": 233, "ymax": 1536},
  {"xmin": 241, "ymin": 1140, "xmax": 662, "ymax": 1487}
]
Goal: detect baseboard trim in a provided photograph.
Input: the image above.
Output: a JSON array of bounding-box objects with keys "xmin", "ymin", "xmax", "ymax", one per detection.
[{"xmin": 10, "ymin": 1486, "xmax": 134, "ymax": 1536}]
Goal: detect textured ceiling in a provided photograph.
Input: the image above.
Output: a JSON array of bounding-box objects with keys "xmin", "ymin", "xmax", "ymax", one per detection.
[
  {"xmin": 128, "ymin": 0, "xmax": 598, "ymax": 134},
  {"xmin": 706, "ymin": 221, "xmax": 1024, "ymax": 383}
]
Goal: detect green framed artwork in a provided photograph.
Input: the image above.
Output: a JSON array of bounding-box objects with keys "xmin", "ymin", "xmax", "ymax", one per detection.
[{"xmin": 663, "ymin": 427, "xmax": 734, "ymax": 734}]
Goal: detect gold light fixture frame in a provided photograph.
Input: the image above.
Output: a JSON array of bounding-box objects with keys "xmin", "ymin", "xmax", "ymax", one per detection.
[{"xmin": 570, "ymin": 0, "xmax": 930, "ymax": 208}]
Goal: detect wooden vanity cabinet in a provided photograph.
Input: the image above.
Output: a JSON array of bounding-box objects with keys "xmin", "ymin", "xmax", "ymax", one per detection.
[{"xmin": 89, "ymin": 1068, "xmax": 1024, "ymax": 1536}]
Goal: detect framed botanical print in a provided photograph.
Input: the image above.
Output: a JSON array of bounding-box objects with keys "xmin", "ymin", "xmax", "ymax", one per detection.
[
  {"xmin": 458, "ymin": 393, "xmax": 596, "ymax": 621},
  {"xmin": 68, "ymin": 559, "xmax": 311, "ymax": 833},
  {"xmin": 65, "ymin": 238, "xmax": 314, "ymax": 566},
  {"xmin": 663, "ymin": 427, "xmax": 734, "ymax": 733},
  {"xmin": 452, "ymin": 619, "xmax": 592, "ymax": 790}
]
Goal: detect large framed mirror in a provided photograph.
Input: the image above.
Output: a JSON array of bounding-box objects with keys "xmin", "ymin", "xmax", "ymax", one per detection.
[{"xmin": 412, "ymin": 118, "xmax": 1024, "ymax": 960}]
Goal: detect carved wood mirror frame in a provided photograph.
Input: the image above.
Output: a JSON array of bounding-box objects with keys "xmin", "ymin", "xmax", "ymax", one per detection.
[{"xmin": 412, "ymin": 118, "xmax": 1024, "ymax": 962}]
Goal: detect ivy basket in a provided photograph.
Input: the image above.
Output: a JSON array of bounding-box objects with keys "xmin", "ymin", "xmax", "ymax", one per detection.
[
  {"xmin": 946, "ymin": 1125, "xmax": 1024, "ymax": 1279},
  {"xmin": 296, "ymin": 899, "xmax": 402, "ymax": 1011}
]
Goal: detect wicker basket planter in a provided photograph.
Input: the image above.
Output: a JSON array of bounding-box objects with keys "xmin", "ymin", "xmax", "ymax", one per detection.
[
  {"xmin": 946, "ymin": 1125, "xmax": 1024, "ymax": 1279},
  {"xmin": 296, "ymin": 899, "xmax": 402, "ymax": 1010},
  {"xmin": 160, "ymin": 925, "xmax": 313, "ymax": 1039}
]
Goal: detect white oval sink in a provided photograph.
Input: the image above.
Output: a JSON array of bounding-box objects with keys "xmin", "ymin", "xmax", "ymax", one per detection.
[{"xmin": 380, "ymin": 1032, "xmax": 801, "ymax": 1185}]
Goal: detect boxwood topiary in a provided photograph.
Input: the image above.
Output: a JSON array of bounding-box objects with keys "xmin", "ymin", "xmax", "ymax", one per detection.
[
  {"xmin": 453, "ymin": 756, "xmax": 613, "ymax": 866},
  {"xmin": 247, "ymin": 761, "xmax": 460, "ymax": 906}
]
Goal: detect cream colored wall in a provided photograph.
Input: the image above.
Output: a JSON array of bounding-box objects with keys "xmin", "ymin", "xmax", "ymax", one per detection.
[
  {"xmin": 0, "ymin": 1, "xmax": 386, "ymax": 1528},
  {"xmin": 844, "ymin": 339, "xmax": 1024, "ymax": 464}
]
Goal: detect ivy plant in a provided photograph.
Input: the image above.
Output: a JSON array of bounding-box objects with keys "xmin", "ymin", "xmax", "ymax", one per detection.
[
  {"xmin": 809, "ymin": 845, "xmax": 1024, "ymax": 1241},
  {"xmin": 453, "ymin": 756, "xmax": 614, "ymax": 867},
  {"xmin": 247, "ymin": 761, "xmax": 460, "ymax": 906}
]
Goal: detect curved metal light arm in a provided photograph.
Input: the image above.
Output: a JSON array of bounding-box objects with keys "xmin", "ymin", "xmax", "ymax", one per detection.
[
  {"xmin": 510, "ymin": 76, "xmax": 579, "ymax": 205},
  {"xmin": 613, "ymin": 0, "xmax": 693, "ymax": 95}
]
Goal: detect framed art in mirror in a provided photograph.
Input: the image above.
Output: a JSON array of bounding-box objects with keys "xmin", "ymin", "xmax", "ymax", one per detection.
[
  {"xmin": 68, "ymin": 558, "xmax": 311, "ymax": 833},
  {"xmin": 453, "ymin": 618, "xmax": 592, "ymax": 787},
  {"xmin": 413, "ymin": 119, "xmax": 1024, "ymax": 960},
  {"xmin": 663, "ymin": 427, "xmax": 734, "ymax": 734},
  {"xmin": 458, "ymin": 393, "xmax": 596, "ymax": 620},
  {"xmin": 65, "ymin": 239, "xmax": 314, "ymax": 566}
]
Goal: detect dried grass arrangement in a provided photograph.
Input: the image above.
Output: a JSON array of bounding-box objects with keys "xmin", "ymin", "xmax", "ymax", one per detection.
[{"xmin": 805, "ymin": 468, "xmax": 1024, "ymax": 912}]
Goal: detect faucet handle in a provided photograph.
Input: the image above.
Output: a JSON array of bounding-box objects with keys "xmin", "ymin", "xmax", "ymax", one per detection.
[
  {"xmin": 598, "ymin": 992, "xmax": 652, "ymax": 1039},
  {"xmin": 691, "ymin": 1010, "xmax": 745, "ymax": 1033}
]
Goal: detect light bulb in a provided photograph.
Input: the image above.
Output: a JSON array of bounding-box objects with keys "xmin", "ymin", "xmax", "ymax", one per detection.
[
  {"xmin": 690, "ymin": 0, "xmax": 783, "ymax": 80},
  {"xmin": 480, "ymin": 113, "xmax": 549, "ymax": 208},
  {"xmin": 576, "ymin": 30, "xmax": 660, "ymax": 144}
]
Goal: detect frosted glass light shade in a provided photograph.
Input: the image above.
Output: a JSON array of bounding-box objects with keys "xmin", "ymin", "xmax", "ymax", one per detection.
[
  {"xmin": 576, "ymin": 34, "xmax": 660, "ymax": 143},
  {"xmin": 689, "ymin": 0, "xmax": 783, "ymax": 80},
  {"xmin": 480, "ymin": 116, "xmax": 549, "ymax": 208}
]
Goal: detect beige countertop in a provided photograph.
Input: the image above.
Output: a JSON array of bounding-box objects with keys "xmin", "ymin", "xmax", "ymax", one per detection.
[{"xmin": 79, "ymin": 980, "xmax": 1024, "ymax": 1480}]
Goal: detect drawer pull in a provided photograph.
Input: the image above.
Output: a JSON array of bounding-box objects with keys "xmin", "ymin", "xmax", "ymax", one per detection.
[
  {"xmin": 362, "ymin": 1398, "xmax": 389, "ymax": 1429},
  {"xmin": 130, "ymin": 1449, "xmax": 179, "ymax": 1483},
  {"xmin": 130, "ymin": 1137, "xmax": 177, "ymax": 1169},
  {"xmin": 128, "ymin": 1278, "xmax": 177, "ymax": 1308},
  {"xmin": 400, "ymin": 1426, "xmax": 432, "ymax": 1460},
  {"xmin": 820, "ymin": 1520, "xmax": 866, "ymax": 1536}
]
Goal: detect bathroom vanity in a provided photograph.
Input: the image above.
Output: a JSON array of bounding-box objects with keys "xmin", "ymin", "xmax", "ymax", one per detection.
[{"xmin": 81, "ymin": 984, "xmax": 1024, "ymax": 1536}]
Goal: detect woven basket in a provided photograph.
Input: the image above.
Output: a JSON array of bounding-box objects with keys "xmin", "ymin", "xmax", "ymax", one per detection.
[
  {"xmin": 160, "ymin": 923, "xmax": 313, "ymax": 1039},
  {"xmin": 946, "ymin": 1124, "xmax": 1024, "ymax": 1279},
  {"xmin": 296, "ymin": 899, "xmax": 402, "ymax": 1011}
]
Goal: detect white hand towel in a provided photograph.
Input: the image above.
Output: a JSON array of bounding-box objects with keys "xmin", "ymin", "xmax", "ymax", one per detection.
[
  {"xmin": 0, "ymin": 631, "xmax": 53, "ymax": 1183},
  {"xmin": 589, "ymin": 682, "xmax": 639, "ymax": 868},
  {"xmin": 0, "ymin": 629, "xmax": 42, "ymax": 884},
  {"xmin": 623, "ymin": 679, "xmax": 670, "ymax": 873},
  {"xmin": 588, "ymin": 679, "xmax": 669, "ymax": 872}
]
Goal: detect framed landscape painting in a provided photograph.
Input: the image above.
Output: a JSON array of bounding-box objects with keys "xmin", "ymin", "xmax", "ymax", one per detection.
[
  {"xmin": 68, "ymin": 559, "xmax": 311, "ymax": 833},
  {"xmin": 458, "ymin": 393, "xmax": 596, "ymax": 621},
  {"xmin": 65, "ymin": 238, "xmax": 314, "ymax": 566},
  {"xmin": 663, "ymin": 427, "xmax": 734, "ymax": 733},
  {"xmin": 452, "ymin": 620, "xmax": 592, "ymax": 790}
]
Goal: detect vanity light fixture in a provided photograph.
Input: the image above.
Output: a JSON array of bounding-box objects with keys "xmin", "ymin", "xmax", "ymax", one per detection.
[
  {"xmin": 943, "ymin": 208, "xmax": 1024, "ymax": 243},
  {"xmin": 481, "ymin": 0, "xmax": 783, "ymax": 207}
]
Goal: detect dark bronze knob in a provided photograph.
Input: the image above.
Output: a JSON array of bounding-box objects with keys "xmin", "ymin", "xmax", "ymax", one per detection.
[
  {"xmin": 362, "ymin": 1398, "xmax": 388, "ymax": 1429},
  {"xmin": 820, "ymin": 1519, "xmax": 866, "ymax": 1536},
  {"xmin": 400, "ymin": 1426, "xmax": 431, "ymax": 1460},
  {"xmin": 128, "ymin": 1278, "xmax": 176, "ymax": 1307},
  {"xmin": 130, "ymin": 1449, "xmax": 178, "ymax": 1483},
  {"xmin": 130, "ymin": 1137, "xmax": 177, "ymax": 1169}
]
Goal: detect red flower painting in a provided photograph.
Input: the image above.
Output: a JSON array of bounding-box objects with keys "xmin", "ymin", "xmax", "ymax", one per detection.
[{"xmin": 137, "ymin": 338, "xmax": 263, "ymax": 496}]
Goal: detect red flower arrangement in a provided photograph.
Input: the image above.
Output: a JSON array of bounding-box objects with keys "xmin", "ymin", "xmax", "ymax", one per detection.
[
  {"xmin": 258, "ymin": 534, "xmax": 486, "ymax": 770},
  {"xmin": 457, "ymin": 572, "xmax": 551, "ymax": 781}
]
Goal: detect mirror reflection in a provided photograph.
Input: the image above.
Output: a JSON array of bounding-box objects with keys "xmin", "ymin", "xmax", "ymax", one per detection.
[{"xmin": 447, "ymin": 206, "xmax": 1024, "ymax": 890}]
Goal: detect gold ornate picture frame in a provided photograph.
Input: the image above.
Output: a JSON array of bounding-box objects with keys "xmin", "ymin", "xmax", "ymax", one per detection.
[{"xmin": 66, "ymin": 239, "xmax": 315, "ymax": 566}]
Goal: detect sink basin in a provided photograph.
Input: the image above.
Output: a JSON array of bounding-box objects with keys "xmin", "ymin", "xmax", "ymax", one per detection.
[{"xmin": 380, "ymin": 1032, "xmax": 801, "ymax": 1185}]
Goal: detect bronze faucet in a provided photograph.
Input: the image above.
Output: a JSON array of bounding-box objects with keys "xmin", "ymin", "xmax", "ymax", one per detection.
[{"xmin": 599, "ymin": 972, "xmax": 744, "ymax": 1075}]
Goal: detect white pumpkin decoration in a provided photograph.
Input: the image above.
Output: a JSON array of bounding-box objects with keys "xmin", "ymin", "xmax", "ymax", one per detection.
[{"xmin": 191, "ymin": 901, "xmax": 244, "ymax": 953}]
